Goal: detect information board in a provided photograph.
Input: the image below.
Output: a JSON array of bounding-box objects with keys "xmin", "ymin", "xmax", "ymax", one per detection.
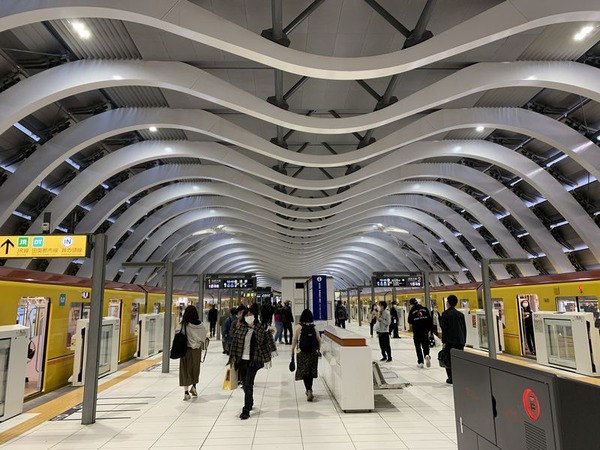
[
  {"xmin": 372, "ymin": 273, "xmax": 423, "ymax": 288},
  {"xmin": 205, "ymin": 273, "xmax": 256, "ymax": 290},
  {"xmin": 0, "ymin": 235, "xmax": 89, "ymax": 258}
]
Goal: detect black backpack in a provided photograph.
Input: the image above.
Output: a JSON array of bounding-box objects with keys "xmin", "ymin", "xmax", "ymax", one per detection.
[
  {"xmin": 299, "ymin": 324, "xmax": 319, "ymax": 353},
  {"xmin": 337, "ymin": 307, "xmax": 345, "ymax": 320}
]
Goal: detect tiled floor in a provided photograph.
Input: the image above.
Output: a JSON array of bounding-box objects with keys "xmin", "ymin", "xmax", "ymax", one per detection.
[{"xmin": 1, "ymin": 323, "xmax": 458, "ymax": 450}]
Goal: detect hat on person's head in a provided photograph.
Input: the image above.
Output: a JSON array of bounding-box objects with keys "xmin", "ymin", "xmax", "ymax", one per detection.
[{"xmin": 409, "ymin": 298, "xmax": 418, "ymax": 305}]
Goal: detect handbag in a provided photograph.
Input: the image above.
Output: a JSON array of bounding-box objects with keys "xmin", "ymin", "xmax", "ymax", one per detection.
[
  {"xmin": 169, "ymin": 324, "xmax": 188, "ymax": 359},
  {"xmin": 223, "ymin": 365, "xmax": 238, "ymax": 390},
  {"xmin": 289, "ymin": 354, "xmax": 296, "ymax": 372},
  {"xmin": 438, "ymin": 347, "xmax": 450, "ymax": 368}
]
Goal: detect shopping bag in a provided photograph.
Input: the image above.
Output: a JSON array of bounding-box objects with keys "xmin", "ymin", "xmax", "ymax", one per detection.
[
  {"xmin": 223, "ymin": 365, "xmax": 238, "ymax": 390},
  {"xmin": 169, "ymin": 325, "xmax": 187, "ymax": 359},
  {"xmin": 437, "ymin": 348, "xmax": 450, "ymax": 368}
]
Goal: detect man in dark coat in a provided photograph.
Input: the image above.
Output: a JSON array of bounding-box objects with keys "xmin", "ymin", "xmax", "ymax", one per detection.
[
  {"xmin": 440, "ymin": 294, "xmax": 467, "ymax": 384},
  {"xmin": 207, "ymin": 304, "xmax": 218, "ymax": 338},
  {"xmin": 281, "ymin": 301, "xmax": 294, "ymax": 344},
  {"xmin": 389, "ymin": 301, "xmax": 400, "ymax": 338}
]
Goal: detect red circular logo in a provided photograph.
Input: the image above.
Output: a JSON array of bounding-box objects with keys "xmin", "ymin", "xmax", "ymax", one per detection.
[{"xmin": 522, "ymin": 388, "xmax": 541, "ymax": 421}]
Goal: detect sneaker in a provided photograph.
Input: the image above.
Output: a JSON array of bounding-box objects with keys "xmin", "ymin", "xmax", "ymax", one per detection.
[
  {"xmin": 240, "ymin": 410, "xmax": 250, "ymax": 420},
  {"xmin": 307, "ymin": 390, "xmax": 314, "ymax": 402},
  {"xmin": 425, "ymin": 355, "xmax": 431, "ymax": 368},
  {"xmin": 379, "ymin": 357, "xmax": 387, "ymax": 362},
  {"xmin": 183, "ymin": 392, "xmax": 191, "ymax": 401},
  {"xmin": 190, "ymin": 386, "xmax": 198, "ymax": 397},
  {"xmin": 418, "ymin": 363, "xmax": 424, "ymax": 368}
]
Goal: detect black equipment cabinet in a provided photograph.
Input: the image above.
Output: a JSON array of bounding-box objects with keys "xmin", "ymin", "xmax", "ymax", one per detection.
[{"xmin": 451, "ymin": 350, "xmax": 600, "ymax": 450}]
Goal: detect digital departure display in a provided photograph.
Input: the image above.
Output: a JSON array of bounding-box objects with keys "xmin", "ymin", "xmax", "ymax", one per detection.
[
  {"xmin": 205, "ymin": 273, "xmax": 256, "ymax": 290},
  {"xmin": 372, "ymin": 274, "xmax": 423, "ymax": 288}
]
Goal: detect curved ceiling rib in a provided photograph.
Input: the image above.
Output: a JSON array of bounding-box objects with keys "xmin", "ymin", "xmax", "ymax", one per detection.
[
  {"xmin": 1, "ymin": 0, "xmax": 598, "ymax": 79},
  {"xmin": 0, "ymin": 60, "xmax": 599, "ymax": 136}
]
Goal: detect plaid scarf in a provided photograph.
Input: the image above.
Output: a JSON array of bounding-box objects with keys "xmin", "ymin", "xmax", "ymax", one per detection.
[{"xmin": 230, "ymin": 322, "xmax": 277, "ymax": 368}]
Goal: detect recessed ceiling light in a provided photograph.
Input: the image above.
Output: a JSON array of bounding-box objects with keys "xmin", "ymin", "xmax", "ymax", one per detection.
[
  {"xmin": 71, "ymin": 21, "xmax": 91, "ymax": 39},
  {"xmin": 149, "ymin": 126, "xmax": 158, "ymax": 132},
  {"xmin": 574, "ymin": 25, "xmax": 595, "ymax": 41},
  {"xmin": 476, "ymin": 126, "xmax": 485, "ymax": 132}
]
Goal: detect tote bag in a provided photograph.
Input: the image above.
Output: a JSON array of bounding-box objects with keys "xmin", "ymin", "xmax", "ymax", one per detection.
[{"xmin": 169, "ymin": 324, "xmax": 188, "ymax": 359}]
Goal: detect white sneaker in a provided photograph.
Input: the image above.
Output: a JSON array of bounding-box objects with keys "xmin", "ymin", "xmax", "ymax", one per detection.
[
  {"xmin": 190, "ymin": 386, "xmax": 198, "ymax": 397},
  {"xmin": 425, "ymin": 355, "xmax": 431, "ymax": 368},
  {"xmin": 417, "ymin": 363, "xmax": 424, "ymax": 368},
  {"xmin": 183, "ymin": 393, "xmax": 191, "ymax": 401}
]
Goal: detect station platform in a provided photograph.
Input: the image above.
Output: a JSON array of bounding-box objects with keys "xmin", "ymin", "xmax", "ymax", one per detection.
[{"xmin": 0, "ymin": 323, "xmax": 458, "ymax": 450}]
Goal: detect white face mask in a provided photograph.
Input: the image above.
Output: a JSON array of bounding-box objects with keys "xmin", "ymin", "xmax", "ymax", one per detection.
[{"xmin": 246, "ymin": 314, "xmax": 254, "ymax": 325}]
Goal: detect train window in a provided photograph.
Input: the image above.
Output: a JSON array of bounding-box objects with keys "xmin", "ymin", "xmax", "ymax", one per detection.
[{"xmin": 556, "ymin": 296, "xmax": 598, "ymax": 313}]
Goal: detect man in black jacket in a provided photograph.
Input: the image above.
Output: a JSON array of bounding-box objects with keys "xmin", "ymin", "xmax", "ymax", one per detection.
[
  {"xmin": 440, "ymin": 294, "xmax": 467, "ymax": 384},
  {"xmin": 281, "ymin": 301, "xmax": 294, "ymax": 344},
  {"xmin": 389, "ymin": 301, "xmax": 400, "ymax": 338},
  {"xmin": 207, "ymin": 304, "xmax": 218, "ymax": 338},
  {"xmin": 407, "ymin": 298, "xmax": 432, "ymax": 368}
]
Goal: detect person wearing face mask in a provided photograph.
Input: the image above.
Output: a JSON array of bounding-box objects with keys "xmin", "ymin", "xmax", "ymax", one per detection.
[
  {"xmin": 229, "ymin": 303, "xmax": 277, "ymax": 420},
  {"xmin": 521, "ymin": 300, "xmax": 536, "ymax": 355}
]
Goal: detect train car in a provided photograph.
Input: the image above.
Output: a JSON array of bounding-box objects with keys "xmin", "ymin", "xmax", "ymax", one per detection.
[{"xmin": 0, "ymin": 267, "xmax": 196, "ymax": 399}]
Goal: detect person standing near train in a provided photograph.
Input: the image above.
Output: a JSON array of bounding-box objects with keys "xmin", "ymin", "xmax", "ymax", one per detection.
[
  {"xmin": 177, "ymin": 305, "xmax": 208, "ymax": 401},
  {"xmin": 440, "ymin": 294, "xmax": 466, "ymax": 384}
]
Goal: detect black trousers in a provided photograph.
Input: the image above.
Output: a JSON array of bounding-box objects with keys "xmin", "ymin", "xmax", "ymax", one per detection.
[
  {"xmin": 283, "ymin": 322, "xmax": 293, "ymax": 343},
  {"xmin": 303, "ymin": 374, "xmax": 313, "ymax": 392},
  {"xmin": 444, "ymin": 344, "xmax": 464, "ymax": 382},
  {"xmin": 525, "ymin": 325, "xmax": 536, "ymax": 353},
  {"xmin": 370, "ymin": 319, "xmax": 376, "ymax": 336},
  {"xmin": 413, "ymin": 332, "xmax": 430, "ymax": 364},
  {"xmin": 389, "ymin": 320, "xmax": 399, "ymax": 338},
  {"xmin": 338, "ymin": 319, "xmax": 346, "ymax": 329},
  {"xmin": 237, "ymin": 360, "xmax": 260, "ymax": 412},
  {"xmin": 378, "ymin": 332, "xmax": 392, "ymax": 360},
  {"xmin": 209, "ymin": 320, "xmax": 217, "ymax": 336}
]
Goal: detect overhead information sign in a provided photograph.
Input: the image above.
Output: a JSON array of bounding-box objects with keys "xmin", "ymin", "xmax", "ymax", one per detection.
[
  {"xmin": 372, "ymin": 273, "xmax": 423, "ymax": 288},
  {"xmin": 205, "ymin": 273, "xmax": 256, "ymax": 290},
  {"xmin": 0, "ymin": 235, "xmax": 90, "ymax": 258}
]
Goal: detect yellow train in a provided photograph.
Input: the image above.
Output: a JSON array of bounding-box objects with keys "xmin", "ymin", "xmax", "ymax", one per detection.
[
  {"xmin": 0, "ymin": 266, "xmax": 198, "ymax": 399},
  {"xmin": 342, "ymin": 270, "xmax": 600, "ymax": 358}
]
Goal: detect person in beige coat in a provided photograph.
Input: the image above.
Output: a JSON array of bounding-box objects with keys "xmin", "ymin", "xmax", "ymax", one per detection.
[{"xmin": 176, "ymin": 305, "xmax": 207, "ymax": 400}]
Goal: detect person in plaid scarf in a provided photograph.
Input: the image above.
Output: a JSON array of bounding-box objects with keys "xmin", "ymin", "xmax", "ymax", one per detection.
[{"xmin": 229, "ymin": 303, "xmax": 277, "ymax": 420}]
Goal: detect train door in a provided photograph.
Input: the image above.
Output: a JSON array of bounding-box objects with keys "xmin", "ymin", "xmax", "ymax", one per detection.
[
  {"xmin": 108, "ymin": 299, "xmax": 123, "ymax": 361},
  {"xmin": 517, "ymin": 294, "xmax": 539, "ymax": 357},
  {"xmin": 16, "ymin": 297, "xmax": 50, "ymax": 397}
]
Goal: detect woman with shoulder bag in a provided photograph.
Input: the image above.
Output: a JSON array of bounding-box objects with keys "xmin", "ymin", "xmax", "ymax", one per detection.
[
  {"xmin": 177, "ymin": 305, "xmax": 207, "ymax": 401},
  {"xmin": 229, "ymin": 303, "xmax": 277, "ymax": 420},
  {"xmin": 291, "ymin": 309, "xmax": 321, "ymax": 402}
]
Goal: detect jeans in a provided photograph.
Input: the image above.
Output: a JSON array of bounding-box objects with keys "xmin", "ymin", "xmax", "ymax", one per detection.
[
  {"xmin": 413, "ymin": 332, "xmax": 430, "ymax": 364},
  {"xmin": 237, "ymin": 360, "xmax": 260, "ymax": 412},
  {"xmin": 378, "ymin": 332, "xmax": 392, "ymax": 360},
  {"xmin": 274, "ymin": 322, "xmax": 283, "ymax": 342}
]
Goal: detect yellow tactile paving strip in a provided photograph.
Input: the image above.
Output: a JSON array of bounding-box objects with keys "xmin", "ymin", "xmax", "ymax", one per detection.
[{"xmin": 0, "ymin": 356, "xmax": 161, "ymax": 446}]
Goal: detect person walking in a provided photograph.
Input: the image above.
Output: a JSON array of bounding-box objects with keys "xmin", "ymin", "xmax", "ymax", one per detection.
[
  {"xmin": 273, "ymin": 303, "xmax": 284, "ymax": 343},
  {"xmin": 177, "ymin": 305, "xmax": 207, "ymax": 401},
  {"xmin": 376, "ymin": 301, "xmax": 392, "ymax": 362},
  {"xmin": 221, "ymin": 307, "xmax": 238, "ymax": 355},
  {"xmin": 281, "ymin": 301, "xmax": 294, "ymax": 344},
  {"xmin": 440, "ymin": 294, "xmax": 467, "ymax": 384},
  {"xmin": 389, "ymin": 301, "xmax": 400, "ymax": 338},
  {"xmin": 369, "ymin": 304, "xmax": 379, "ymax": 337},
  {"xmin": 335, "ymin": 300, "xmax": 347, "ymax": 328},
  {"xmin": 207, "ymin": 304, "xmax": 218, "ymax": 338},
  {"xmin": 291, "ymin": 309, "xmax": 321, "ymax": 402},
  {"xmin": 407, "ymin": 298, "xmax": 432, "ymax": 368},
  {"xmin": 229, "ymin": 303, "xmax": 277, "ymax": 420}
]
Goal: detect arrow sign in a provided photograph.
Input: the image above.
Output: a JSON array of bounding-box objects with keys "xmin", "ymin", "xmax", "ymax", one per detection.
[{"xmin": 1, "ymin": 239, "xmax": 14, "ymax": 255}]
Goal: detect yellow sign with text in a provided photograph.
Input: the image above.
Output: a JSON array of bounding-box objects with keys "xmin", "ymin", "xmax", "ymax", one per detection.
[{"xmin": 0, "ymin": 235, "xmax": 90, "ymax": 258}]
